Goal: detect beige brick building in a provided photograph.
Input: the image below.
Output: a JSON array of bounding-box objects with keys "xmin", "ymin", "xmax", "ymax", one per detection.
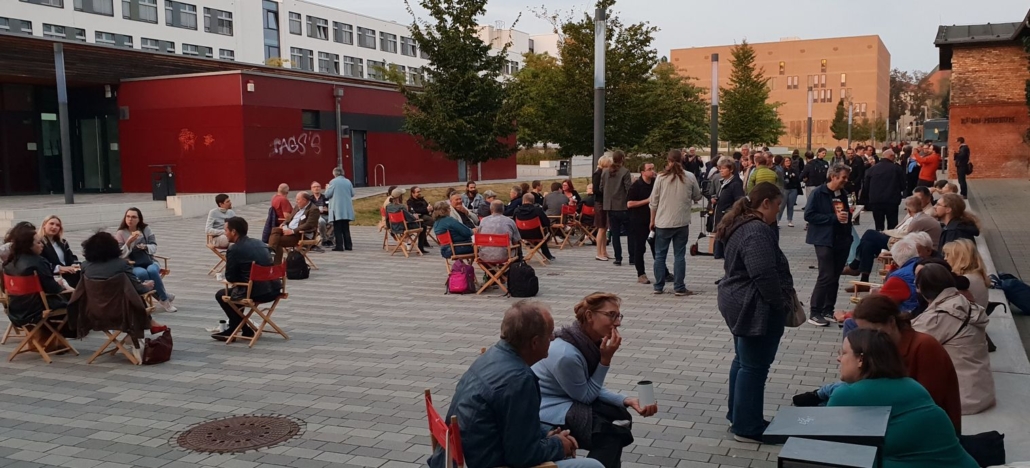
[{"xmin": 670, "ymin": 36, "xmax": 890, "ymax": 148}]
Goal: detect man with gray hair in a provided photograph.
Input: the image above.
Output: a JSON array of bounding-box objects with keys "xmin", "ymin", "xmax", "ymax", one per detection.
[
  {"xmin": 861, "ymin": 148, "xmax": 906, "ymax": 231},
  {"xmin": 844, "ymin": 194, "xmax": 943, "ymax": 290},
  {"xmin": 804, "ymin": 163, "xmax": 853, "ymax": 326},
  {"xmin": 268, "ymin": 191, "xmax": 319, "ymax": 264},
  {"xmin": 325, "ymin": 166, "xmax": 355, "ymax": 251},
  {"xmin": 428, "ymin": 301, "xmax": 601, "ymax": 468},
  {"xmin": 478, "ymin": 200, "xmax": 521, "ymax": 264}
]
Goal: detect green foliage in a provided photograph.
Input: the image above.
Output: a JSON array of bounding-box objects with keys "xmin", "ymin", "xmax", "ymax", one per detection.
[
  {"xmin": 510, "ymin": 52, "xmax": 564, "ymax": 148},
  {"xmin": 396, "ymin": 0, "xmax": 519, "ymax": 165},
  {"xmin": 633, "ymin": 62, "xmax": 709, "ymax": 156},
  {"xmin": 851, "ymin": 118, "xmax": 871, "ymax": 142},
  {"xmin": 871, "ymin": 116, "xmax": 887, "ymax": 142},
  {"xmin": 831, "ymin": 99, "xmax": 848, "ymax": 141},
  {"xmin": 719, "ymin": 40, "xmax": 785, "ymax": 146},
  {"xmin": 888, "ymin": 68, "xmax": 910, "ymax": 125}
]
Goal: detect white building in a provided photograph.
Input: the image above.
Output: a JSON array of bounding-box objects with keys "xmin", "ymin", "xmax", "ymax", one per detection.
[{"xmin": 5, "ymin": 0, "xmax": 553, "ymax": 84}]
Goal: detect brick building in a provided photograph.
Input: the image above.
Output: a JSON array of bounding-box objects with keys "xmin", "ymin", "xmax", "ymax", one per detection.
[{"xmin": 935, "ymin": 9, "xmax": 1030, "ymax": 179}]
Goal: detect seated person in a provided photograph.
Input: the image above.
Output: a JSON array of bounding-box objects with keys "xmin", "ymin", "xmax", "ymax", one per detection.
[
  {"xmin": 845, "ymin": 234, "xmax": 924, "ymax": 306},
  {"xmin": 478, "ymin": 200, "xmax": 520, "ymax": 263},
  {"xmin": 843, "ymin": 193, "xmax": 940, "ymax": 284},
  {"xmin": 2, "ymin": 223, "xmax": 70, "ymax": 331},
  {"xmin": 206, "ymin": 193, "xmax": 237, "ymax": 249},
  {"xmin": 1, "ymin": 222, "xmax": 36, "ymax": 265},
  {"xmin": 407, "ymin": 185, "xmax": 435, "ymax": 234},
  {"xmin": 427, "ymin": 301, "xmax": 602, "ymax": 468},
  {"xmin": 515, "ymin": 193, "xmax": 556, "ymax": 261},
  {"xmin": 531, "ymin": 180, "xmax": 545, "ymax": 206},
  {"xmin": 39, "ymin": 215, "xmax": 81, "ymax": 288},
  {"xmin": 212, "ymin": 217, "xmax": 282, "ymax": 341},
  {"xmin": 544, "ymin": 182, "xmax": 570, "ymax": 217},
  {"xmin": 310, "ymin": 182, "xmax": 330, "ymax": 247},
  {"xmin": 267, "ymin": 192, "xmax": 320, "ymax": 264},
  {"xmin": 562, "ymin": 179, "xmax": 581, "ymax": 206},
  {"xmin": 827, "ymin": 328, "xmax": 977, "ymax": 467},
  {"xmin": 579, "ymin": 184, "xmax": 596, "ymax": 222},
  {"xmin": 431, "ymin": 201, "xmax": 474, "ymax": 259},
  {"xmin": 476, "ymin": 190, "xmax": 498, "ymax": 220},
  {"xmin": 78, "ymin": 231, "xmax": 166, "ymax": 334},
  {"xmin": 504, "ymin": 186, "xmax": 524, "ymax": 217},
  {"xmin": 935, "ymin": 193, "xmax": 980, "ymax": 249},
  {"xmin": 912, "ymin": 264, "xmax": 995, "ymax": 415},
  {"xmin": 385, "ymin": 188, "xmax": 428, "ymax": 254},
  {"xmin": 448, "ymin": 192, "xmax": 479, "ymax": 229},
  {"xmin": 533, "ymin": 293, "xmax": 658, "ymax": 468},
  {"xmin": 942, "ymin": 239, "xmax": 989, "ymax": 308}
]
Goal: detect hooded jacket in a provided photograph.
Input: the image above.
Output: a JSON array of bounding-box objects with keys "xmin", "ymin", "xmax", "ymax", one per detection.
[
  {"xmin": 911, "ymin": 287, "xmax": 995, "ymax": 415},
  {"xmin": 939, "ymin": 219, "xmax": 979, "ymax": 248},
  {"xmin": 717, "ymin": 217, "xmax": 793, "ymax": 337}
]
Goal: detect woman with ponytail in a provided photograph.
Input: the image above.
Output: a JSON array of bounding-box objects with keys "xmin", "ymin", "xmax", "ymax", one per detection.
[{"xmin": 715, "ymin": 182, "xmax": 793, "ymax": 444}]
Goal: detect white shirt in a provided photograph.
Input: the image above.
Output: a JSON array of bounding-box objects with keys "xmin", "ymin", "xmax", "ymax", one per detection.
[{"xmin": 287, "ymin": 209, "xmax": 304, "ymax": 230}]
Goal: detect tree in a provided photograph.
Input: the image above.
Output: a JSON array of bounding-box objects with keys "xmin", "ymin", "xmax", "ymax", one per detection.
[
  {"xmin": 719, "ymin": 40, "xmax": 785, "ymax": 146},
  {"xmin": 888, "ymin": 68, "xmax": 911, "ymax": 127},
  {"xmin": 872, "ymin": 116, "xmax": 887, "ymax": 142},
  {"xmin": 831, "ymin": 99, "xmax": 848, "ymax": 141},
  {"xmin": 394, "ymin": 0, "xmax": 519, "ymax": 172},
  {"xmin": 852, "ymin": 118, "xmax": 871, "ymax": 142},
  {"xmin": 632, "ymin": 62, "xmax": 708, "ymax": 156},
  {"xmin": 509, "ymin": 52, "xmax": 564, "ymax": 149}
]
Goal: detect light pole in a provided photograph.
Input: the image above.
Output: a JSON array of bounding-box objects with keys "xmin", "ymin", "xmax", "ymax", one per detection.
[
  {"xmin": 806, "ymin": 86, "xmax": 813, "ymax": 152},
  {"xmin": 710, "ymin": 54, "xmax": 718, "ymax": 160},
  {"xmin": 591, "ymin": 7, "xmax": 606, "ymax": 169},
  {"xmin": 55, "ymin": 44, "xmax": 74, "ymax": 204},
  {"xmin": 847, "ymin": 101, "xmax": 853, "ymax": 149}
]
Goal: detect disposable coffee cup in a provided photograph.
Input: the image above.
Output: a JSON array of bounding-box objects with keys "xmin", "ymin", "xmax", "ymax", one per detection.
[{"xmin": 637, "ymin": 380, "xmax": 655, "ymax": 407}]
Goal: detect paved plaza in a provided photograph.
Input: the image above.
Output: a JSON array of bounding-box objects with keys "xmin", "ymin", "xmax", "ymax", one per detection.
[{"xmin": 0, "ymin": 201, "xmax": 908, "ymax": 468}]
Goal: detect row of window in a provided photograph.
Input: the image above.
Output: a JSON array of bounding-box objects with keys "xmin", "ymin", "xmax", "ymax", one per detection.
[
  {"xmin": 778, "ymin": 59, "xmax": 832, "ymax": 75},
  {"xmin": 289, "ymin": 47, "xmax": 424, "ymax": 84},
  {"xmin": 20, "ymin": 0, "xmax": 233, "ymax": 36},
  {"xmin": 286, "ymin": 12, "xmax": 429, "ymax": 59}
]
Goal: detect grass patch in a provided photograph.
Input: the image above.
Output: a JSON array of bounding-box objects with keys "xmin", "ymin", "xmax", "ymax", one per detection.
[{"xmin": 353, "ymin": 178, "xmax": 590, "ymax": 226}]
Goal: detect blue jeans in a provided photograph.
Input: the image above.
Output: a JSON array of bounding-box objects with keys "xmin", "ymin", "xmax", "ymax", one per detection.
[
  {"xmin": 778, "ymin": 189, "xmax": 798, "ymax": 222},
  {"xmin": 653, "ymin": 226, "xmax": 689, "ymax": 292},
  {"xmin": 133, "ymin": 264, "xmax": 168, "ymax": 301},
  {"xmin": 607, "ymin": 211, "xmax": 629, "ymax": 262},
  {"xmin": 842, "ymin": 317, "xmax": 858, "ymax": 339},
  {"xmin": 727, "ymin": 314, "xmax": 785, "ymax": 436},
  {"xmin": 556, "ymin": 458, "xmax": 604, "ymax": 468}
]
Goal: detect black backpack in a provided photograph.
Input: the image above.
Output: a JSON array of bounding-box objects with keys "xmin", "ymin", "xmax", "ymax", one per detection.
[
  {"xmin": 506, "ymin": 259, "xmax": 539, "ymax": 297},
  {"xmin": 285, "ymin": 251, "xmax": 310, "ymax": 280}
]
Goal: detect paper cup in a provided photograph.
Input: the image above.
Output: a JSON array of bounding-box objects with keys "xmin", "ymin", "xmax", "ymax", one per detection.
[{"xmin": 637, "ymin": 380, "xmax": 655, "ymax": 407}]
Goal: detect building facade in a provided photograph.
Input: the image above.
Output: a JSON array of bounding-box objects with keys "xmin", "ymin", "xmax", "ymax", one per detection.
[{"xmin": 670, "ymin": 35, "xmax": 891, "ymax": 148}]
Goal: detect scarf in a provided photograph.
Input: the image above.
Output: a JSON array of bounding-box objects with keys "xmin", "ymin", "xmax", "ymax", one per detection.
[{"xmin": 554, "ymin": 321, "xmax": 601, "ymax": 375}]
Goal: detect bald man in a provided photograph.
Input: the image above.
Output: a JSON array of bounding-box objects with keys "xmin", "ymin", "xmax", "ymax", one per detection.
[
  {"xmin": 271, "ymin": 183, "xmax": 292, "ymax": 221},
  {"xmin": 268, "ymin": 191, "xmax": 319, "ymax": 264}
]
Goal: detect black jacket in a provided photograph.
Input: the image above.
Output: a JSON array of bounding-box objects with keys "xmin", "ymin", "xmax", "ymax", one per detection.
[
  {"xmin": 514, "ymin": 204, "xmax": 550, "ymax": 240},
  {"xmin": 800, "ymin": 159, "xmax": 828, "ymax": 187},
  {"xmin": 955, "ymin": 144, "xmax": 970, "ymax": 174},
  {"xmin": 714, "ymin": 176, "xmax": 745, "ymax": 222},
  {"xmin": 804, "ymin": 184, "xmax": 852, "ymax": 247},
  {"xmin": 2, "ymin": 254, "xmax": 67, "ymax": 327},
  {"xmin": 41, "ymin": 238, "xmax": 77, "ymax": 269},
  {"xmin": 407, "ymin": 197, "xmax": 431, "ymax": 216},
  {"xmin": 940, "ymin": 219, "xmax": 979, "ymax": 248},
  {"xmin": 847, "ymin": 157, "xmax": 866, "ymax": 197},
  {"xmin": 717, "ymin": 217, "xmax": 793, "ymax": 337},
  {"xmin": 225, "ymin": 235, "xmax": 281, "ymax": 299},
  {"xmin": 782, "ymin": 165, "xmax": 802, "ymax": 191},
  {"xmin": 863, "ymin": 159, "xmax": 906, "ymax": 207}
]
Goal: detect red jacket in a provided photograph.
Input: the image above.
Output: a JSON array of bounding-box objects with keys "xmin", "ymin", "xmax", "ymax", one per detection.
[
  {"xmin": 899, "ymin": 328, "xmax": 963, "ymax": 434},
  {"xmin": 913, "ymin": 151, "xmax": 941, "ymax": 182}
]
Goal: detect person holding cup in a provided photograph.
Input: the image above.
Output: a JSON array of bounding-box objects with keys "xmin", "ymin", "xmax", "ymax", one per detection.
[
  {"xmin": 803, "ymin": 163, "xmax": 853, "ymax": 327},
  {"xmin": 114, "ymin": 207, "xmax": 176, "ymax": 312},
  {"xmin": 532, "ymin": 292, "xmax": 658, "ymax": 468}
]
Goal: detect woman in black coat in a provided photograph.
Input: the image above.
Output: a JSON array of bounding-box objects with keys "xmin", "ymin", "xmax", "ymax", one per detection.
[
  {"xmin": 38, "ymin": 215, "xmax": 81, "ymax": 288},
  {"xmin": 713, "ymin": 158, "xmax": 745, "ymax": 233},
  {"xmin": 2, "ymin": 223, "xmax": 69, "ymax": 328}
]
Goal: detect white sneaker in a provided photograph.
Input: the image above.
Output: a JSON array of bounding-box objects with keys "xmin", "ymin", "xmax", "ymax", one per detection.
[{"xmin": 159, "ymin": 300, "xmax": 177, "ymax": 313}]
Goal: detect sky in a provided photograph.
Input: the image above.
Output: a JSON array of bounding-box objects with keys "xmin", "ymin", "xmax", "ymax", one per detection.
[{"xmin": 314, "ymin": 0, "xmax": 1029, "ymax": 72}]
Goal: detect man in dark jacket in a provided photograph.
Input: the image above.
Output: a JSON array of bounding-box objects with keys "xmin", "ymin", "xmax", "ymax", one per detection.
[
  {"xmin": 862, "ymin": 149, "xmax": 907, "ymax": 231},
  {"xmin": 799, "ymin": 151, "xmax": 828, "ymax": 230},
  {"xmin": 514, "ymin": 193, "xmax": 556, "ymax": 261},
  {"xmin": 955, "ymin": 137, "xmax": 970, "ymax": 198},
  {"xmin": 213, "ymin": 217, "xmax": 281, "ymax": 341},
  {"xmin": 804, "ymin": 164, "xmax": 853, "ymax": 326},
  {"xmin": 427, "ymin": 302, "xmax": 589, "ymax": 468}
]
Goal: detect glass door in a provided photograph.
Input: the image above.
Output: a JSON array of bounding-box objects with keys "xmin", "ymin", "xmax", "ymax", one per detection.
[{"xmin": 76, "ymin": 115, "xmax": 121, "ymax": 192}]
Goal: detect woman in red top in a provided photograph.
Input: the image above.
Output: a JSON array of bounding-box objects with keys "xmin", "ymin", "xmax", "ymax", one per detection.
[
  {"xmin": 851, "ymin": 294, "xmax": 962, "ymax": 433},
  {"xmin": 912, "ymin": 144, "xmax": 942, "ymax": 187}
]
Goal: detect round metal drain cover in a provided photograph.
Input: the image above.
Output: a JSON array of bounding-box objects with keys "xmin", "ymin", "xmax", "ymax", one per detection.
[{"xmin": 176, "ymin": 415, "xmax": 302, "ymax": 454}]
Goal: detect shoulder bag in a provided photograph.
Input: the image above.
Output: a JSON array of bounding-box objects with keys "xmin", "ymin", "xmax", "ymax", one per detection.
[{"xmin": 786, "ymin": 288, "xmax": 806, "ymax": 328}]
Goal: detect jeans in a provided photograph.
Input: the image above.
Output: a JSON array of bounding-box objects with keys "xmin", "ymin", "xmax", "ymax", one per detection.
[
  {"xmin": 133, "ymin": 264, "xmax": 168, "ymax": 301},
  {"xmin": 653, "ymin": 226, "xmax": 689, "ymax": 292},
  {"xmin": 778, "ymin": 188, "xmax": 798, "ymax": 222},
  {"xmin": 556, "ymin": 459, "xmax": 604, "ymax": 468},
  {"xmin": 868, "ymin": 203, "xmax": 898, "ymax": 231},
  {"xmin": 727, "ymin": 313, "xmax": 785, "ymax": 436},
  {"xmin": 849, "ymin": 230, "xmax": 890, "ymax": 275},
  {"xmin": 811, "ymin": 244, "xmax": 850, "ymax": 318},
  {"xmin": 957, "ymin": 167, "xmax": 968, "ymax": 198},
  {"xmin": 627, "ymin": 222, "xmax": 661, "ymax": 277},
  {"xmin": 607, "ymin": 211, "xmax": 629, "ymax": 262},
  {"xmin": 842, "ymin": 318, "xmax": 859, "ymax": 339},
  {"xmin": 332, "ymin": 219, "xmax": 352, "ymax": 250}
]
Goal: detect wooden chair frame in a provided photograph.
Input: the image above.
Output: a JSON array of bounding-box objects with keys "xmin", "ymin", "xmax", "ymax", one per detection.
[
  {"xmin": 473, "ymin": 234, "xmax": 519, "ymax": 295},
  {"xmin": 554, "ymin": 205, "xmax": 580, "ymax": 250},
  {"xmin": 575, "ymin": 205, "xmax": 599, "ymax": 246},
  {"xmin": 515, "ymin": 218, "xmax": 550, "ymax": 267},
  {"xmin": 221, "ymin": 263, "xmax": 290, "ymax": 348},
  {"xmin": 2, "ymin": 274, "xmax": 78, "ymax": 364},
  {"xmin": 285, "ymin": 233, "xmax": 323, "ymax": 270},
  {"xmin": 0, "ymin": 281, "xmax": 23, "ymax": 345},
  {"xmin": 387, "ymin": 211, "xmax": 424, "ymax": 258},
  {"xmin": 850, "ymin": 281, "xmax": 883, "ymax": 304},
  {"xmin": 380, "ymin": 207, "xmax": 390, "ymax": 250},
  {"xmin": 87, "ymin": 290, "xmax": 157, "ymax": 365},
  {"xmin": 207, "ymin": 235, "xmax": 227, "ymax": 275},
  {"xmin": 437, "ymin": 231, "xmax": 475, "ymax": 274}
]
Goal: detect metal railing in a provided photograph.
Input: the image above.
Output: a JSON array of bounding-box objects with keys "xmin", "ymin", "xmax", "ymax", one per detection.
[{"xmin": 373, "ymin": 164, "xmax": 386, "ymax": 187}]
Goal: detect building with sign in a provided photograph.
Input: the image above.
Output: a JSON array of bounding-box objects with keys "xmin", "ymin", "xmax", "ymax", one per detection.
[{"xmin": 935, "ymin": 8, "xmax": 1030, "ymax": 179}]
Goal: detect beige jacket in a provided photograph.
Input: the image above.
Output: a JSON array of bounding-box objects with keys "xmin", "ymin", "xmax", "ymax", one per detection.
[
  {"xmin": 649, "ymin": 170, "xmax": 703, "ymax": 229},
  {"xmin": 912, "ymin": 287, "xmax": 996, "ymax": 414}
]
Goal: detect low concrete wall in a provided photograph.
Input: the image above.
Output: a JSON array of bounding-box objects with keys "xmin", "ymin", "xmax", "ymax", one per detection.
[{"xmin": 166, "ymin": 192, "xmax": 248, "ymax": 219}]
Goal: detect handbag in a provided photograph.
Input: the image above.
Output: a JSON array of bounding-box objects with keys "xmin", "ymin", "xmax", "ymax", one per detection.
[
  {"xmin": 958, "ymin": 431, "xmax": 1005, "ymax": 467},
  {"xmin": 142, "ymin": 329, "xmax": 172, "ymax": 365},
  {"xmin": 786, "ymin": 289, "xmax": 806, "ymax": 328},
  {"xmin": 128, "ymin": 248, "xmax": 154, "ymax": 268}
]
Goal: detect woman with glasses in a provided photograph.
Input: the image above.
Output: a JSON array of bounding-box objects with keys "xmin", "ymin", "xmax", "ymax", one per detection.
[
  {"xmin": 114, "ymin": 207, "xmax": 176, "ymax": 312},
  {"xmin": 531, "ymin": 292, "xmax": 658, "ymax": 468}
]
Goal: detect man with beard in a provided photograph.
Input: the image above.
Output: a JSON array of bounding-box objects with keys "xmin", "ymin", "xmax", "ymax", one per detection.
[{"xmin": 626, "ymin": 163, "xmax": 668, "ymax": 284}]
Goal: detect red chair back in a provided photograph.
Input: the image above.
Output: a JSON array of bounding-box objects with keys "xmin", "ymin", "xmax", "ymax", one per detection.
[
  {"xmin": 387, "ymin": 211, "xmax": 407, "ymax": 225},
  {"xmin": 380, "ymin": 207, "xmax": 387, "ymax": 217},
  {"xmin": 474, "ymin": 233, "xmax": 511, "ymax": 248},
  {"xmin": 425, "ymin": 391, "xmax": 464, "ymax": 467},
  {"xmin": 581, "ymin": 204, "xmax": 596, "ymax": 216},
  {"xmin": 249, "ymin": 263, "xmax": 287, "ymax": 282},
  {"xmin": 4, "ymin": 274, "xmax": 43, "ymax": 296},
  {"xmin": 515, "ymin": 217, "xmax": 543, "ymax": 231},
  {"xmin": 560, "ymin": 204, "xmax": 578, "ymax": 216},
  {"xmin": 437, "ymin": 231, "xmax": 454, "ymax": 246}
]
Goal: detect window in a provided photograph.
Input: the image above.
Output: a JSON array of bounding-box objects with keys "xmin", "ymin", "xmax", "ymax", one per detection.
[
  {"xmin": 74, "ymin": 0, "xmax": 114, "ymax": 15},
  {"xmin": 301, "ymin": 110, "xmax": 320, "ymax": 130},
  {"xmin": 840, "ymin": 73, "xmax": 847, "ymax": 87},
  {"xmin": 263, "ymin": 1, "xmax": 280, "ymax": 62},
  {"xmin": 21, "ymin": 0, "xmax": 64, "ymax": 7},
  {"xmin": 379, "ymin": 32, "xmax": 397, "ymax": 53},
  {"xmin": 529, "ymin": 38, "xmax": 535, "ymax": 53},
  {"xmin": 343, "ymin": 56, "xmax": 363, "ymax": 78},
  {"xmin": 95, "ymin": 31, "xmax": 132, "ymax": 48},
  {"xmin": 204, "ymin": 8, "xmax": 233, "ymax": 35},
  {"xmin": 165, "ymin": 1, "xmax": 197, "ymax": 29},
  {"xmin": 820, "ymin": 74, "xmax": 826, "ymax": 87},
  {"xmin": 318, "ymin": 52, "xmax": 339, "ymax": 74},
  {"xmin": 142, "ymin": 38, "xmax": 175, "ymax": 53},
  {"xmin": 390, "ymin": 64, "xmax": 406, "ymax": 80},
  {"xmin": 123, "ymin": 0, "xmax": 158, "ymax": 23},
  {"xmin": 6, "ymin": 18, "xmax": 31, "ymax": 35},
  {"xmin": 778, "ymin": 61, "xmax": 785, "ymax": 75},
  {"xmin": 219, "ymin": 49, "xmax": 234, "ymax": 60},
  {"xmin": 367, "ymin": 60, "xmax": 386, "ymax": 80},
  {"xmin": 807, "ymin": 75, "xmax": 813, "ymax": 87},
  {"xmin": 504, "ymin": 60, "xmax": 519, "ymax": 75},
  {"xmin": 288, "ymin": 12, "xmax": 301, "ymax": 35},
  {"xmin": 820, "ymin": 59, "xmax": 827, "ymax": 73},
  {"xmin": 859, "ymin": 102, "xmax": 867, "ymax": 117},
  {"xmin": 769, "ymin": 77, "xmax": 775, "ymax": 90},
  {"xmin": 400, "ymin": 36, "xmax": 417, "ymax": 57},
  {"xmin": 307, "ymin": 16, "xmax": 328, "ymax": 40},
  {"xmin": 827, "ymin": 89, "xmax": 832, "ymax": 103},
  {"xmin": 43, "ymin": 24, "xmax": 65, "ymax": 38},
  {"xmin": 182, "ymin": 43, "xmax": 199, "ymax": 56},
  {"xmin": 290, "ymin": 47, "xmax": 313, "ymax": 71},
  {"xmin": 357, "ymin": 27, "xmax": 376, "ymax": 49},
  {"xmin": 333, "ymin": 22, "xmax": 353, "ymax": 44},
  {"xmin": 408, "ymin": 67, "xmax": 423, "ymax": 86},
  {"xmin": 265, "ymin": 46, "xmax": 279, "ymax": 61}
]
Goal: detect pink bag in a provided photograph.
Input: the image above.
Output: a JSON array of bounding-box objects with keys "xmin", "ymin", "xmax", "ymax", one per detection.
[{"xmin": 447, "ymin": 260, "xmax": 476, "ymax": 294}]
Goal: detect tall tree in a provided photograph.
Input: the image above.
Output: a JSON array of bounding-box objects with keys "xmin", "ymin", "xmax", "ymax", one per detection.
[
  {"xmin": 888, "ymin": 68, "xmax": 911, "ymax": 127},
  {"xmin": 633, "ymin": 62, "xmax": 708, "ymax": 156},
  {"xmin": 510, "ymin": 52, "xmax": 563, "ymax": 148},
  {"xmin": 719, "ymin": 40, "xmax": 785, "ymax": 146},
  {"xmin": 872, "ymin": 116, "xmax": 888, "ymax": 142},
  {"xmin": 831, "ymin": 99, "xmax": 848, "ymax": 141},
  {"xmin": 851, "ymin": 118, "xmax": 872, "ymax": 142},
  {"xmin": 394, "ymin": 0, "xmax": 519, "ymax": 171}
]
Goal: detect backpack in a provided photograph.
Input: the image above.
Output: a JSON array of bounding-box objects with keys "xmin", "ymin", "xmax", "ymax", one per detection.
[
  {"xmin": 447, "ymin": 260, "xmax": 477, "ymax": 294},
  {"xmin": 967, "ymin": 161, "xmax": 974, "ymax": 174},
  {"xmin": 991, "ymin": 273, "xmax": 1030, "ymax": 314},
  {"xmin": 507, "ymin": 259, "xmax": 539, "ymax": 297},
  {"xmin": 285, "ymin": 251, "xmax": 310, "ymax": 280}
]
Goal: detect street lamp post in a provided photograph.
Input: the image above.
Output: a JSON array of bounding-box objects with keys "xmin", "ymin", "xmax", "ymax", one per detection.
[
  {"xmin": 591, "ymin": 7, "xmax": 606, "ymax": 169},
  {"xmin": 710, "ymin": 54, "xmax": 718, "ymax": 160},
  {"xmin": 847, "ymin": 101, "xmax": 853, "ymax": 149},
  {"xmin": 806, "ymin": 86, "xmax": 813, "ymax": 152}
]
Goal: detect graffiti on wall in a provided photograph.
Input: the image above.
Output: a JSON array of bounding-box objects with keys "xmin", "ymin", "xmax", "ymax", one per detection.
[{"xmin": 269, "ymin": 132, "xmax": 322, "ymax": 157}]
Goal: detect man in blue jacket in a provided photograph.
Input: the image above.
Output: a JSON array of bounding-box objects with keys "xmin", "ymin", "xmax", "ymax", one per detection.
[
  {"xmin": 804, "ymin": 164, "xmax": 853, "ymax": 326},
  {"xmin": 428, "ymin": 301, "xmax": 601, "ymax": 468}
]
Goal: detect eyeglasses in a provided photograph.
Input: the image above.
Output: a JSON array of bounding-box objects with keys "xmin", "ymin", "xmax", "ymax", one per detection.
[{"xmin": 593, "ymin": 310, "xmax": 623, "ymax": 321}]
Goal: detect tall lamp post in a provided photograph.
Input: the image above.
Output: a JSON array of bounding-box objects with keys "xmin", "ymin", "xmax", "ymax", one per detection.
[
  {"xmin": 591, "ymin": 7, "xmax": 606, "ymax": 168},
  {"xmin": 709, "ymin": 54, "xmax": 718, "ymax": 160},
  {"xmin": 847, "ymin": 101, "xmax": 854, "ymax": 149},
  {"xmin": 806, "ymin": 86, "xmax": 813, "ymax": 152}
]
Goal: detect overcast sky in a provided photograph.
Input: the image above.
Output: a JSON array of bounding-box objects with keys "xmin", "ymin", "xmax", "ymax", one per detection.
[{"xmin": 316, "ymin": 0, "xmax": 1028, "ymax": 72}]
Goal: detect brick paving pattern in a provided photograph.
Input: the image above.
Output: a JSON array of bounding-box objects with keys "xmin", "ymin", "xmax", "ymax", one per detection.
[{"xmin": 0, "ymin": 202, "xmax": 850, "ymax": 468}]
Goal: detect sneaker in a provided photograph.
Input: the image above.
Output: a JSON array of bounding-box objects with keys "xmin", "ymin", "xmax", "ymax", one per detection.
[
  {"xmin": 159, "ymin": 300, "xmax": 177, "ymax": 313},
  {"xmin": 637, "ymin": 275, "xmax": 651, "ymax": 284},
  {"xmin": 807, "ymin": 315, "xmax": 830, "ymax": 327},
  {"xmin": 653, "ymin": 289, "xmax": 664, "ymax": 295},
  {"xmin": 674, "ymin": 289, "xmax": 696, "ymax": 297},
  {"xmin": 613, "ymin": 260, "xmax": 622, "ymax": 266},
  {"xmin": 732, "ymin": 433, "xmax": 766, "ymax": 444},
  {"xmin": 787, "ymin": 222, "xmax": 794, "ymax": 227}
]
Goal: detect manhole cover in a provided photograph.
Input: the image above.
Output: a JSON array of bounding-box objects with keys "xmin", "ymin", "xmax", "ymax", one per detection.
[{"xmin": 175, "ymin": 415, "xmax": 302, "ymax": 454}]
